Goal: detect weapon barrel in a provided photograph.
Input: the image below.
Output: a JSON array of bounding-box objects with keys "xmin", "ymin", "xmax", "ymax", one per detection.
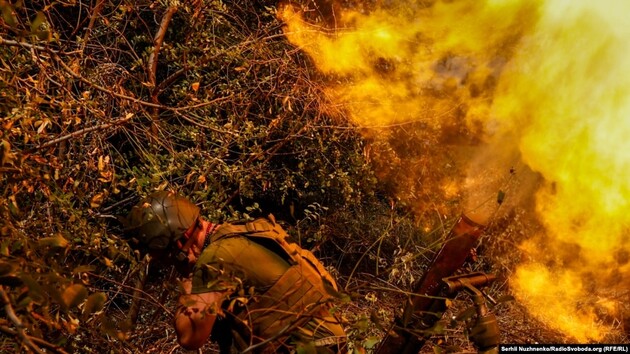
[
  {"xmin": 377, "ymin": 214, "xmax": 485, "ymax": 354},
  {"xmin": 443, "ymin": 272, "xmax": 497, "ymax": 294}
]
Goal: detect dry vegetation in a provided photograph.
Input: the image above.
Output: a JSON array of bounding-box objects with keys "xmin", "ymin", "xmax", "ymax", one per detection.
[{"xmin": 1, "ymin": 1, "xmax": 627, "ymax": 353}]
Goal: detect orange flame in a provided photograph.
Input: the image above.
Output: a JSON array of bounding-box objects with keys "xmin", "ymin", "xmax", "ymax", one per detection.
[{"xmin": 280, "ymin": 0, "xmax": 630, "ymax": 342}]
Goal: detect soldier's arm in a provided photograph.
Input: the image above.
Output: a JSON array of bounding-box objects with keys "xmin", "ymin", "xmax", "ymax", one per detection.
[{"xmin": 174, "ymin": 279, "xmax": 225, "ymax": 350}]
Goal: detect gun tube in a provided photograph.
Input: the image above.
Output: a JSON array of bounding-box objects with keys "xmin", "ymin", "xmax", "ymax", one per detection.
[
  {"xmin": 377, "ymin": 214, "xmax": 485, "ymax": 354},
  {"xmin": 443, "ymin": 272, "xmax": 497, "ymax": 294}
]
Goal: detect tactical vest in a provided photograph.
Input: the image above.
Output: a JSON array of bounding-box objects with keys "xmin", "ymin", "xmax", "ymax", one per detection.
[{"xmin": 209, "ymin": 215, "xmax": 339, "ymax": 350}]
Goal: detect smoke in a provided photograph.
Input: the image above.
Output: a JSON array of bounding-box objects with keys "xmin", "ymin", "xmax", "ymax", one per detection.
[
  {"xmin": 280, "ymin": 0, "xmax": 630, "ymax": 342},
  {"xmin": 491, "ymin": 0, "xmax": 630, "ymax": 341}
]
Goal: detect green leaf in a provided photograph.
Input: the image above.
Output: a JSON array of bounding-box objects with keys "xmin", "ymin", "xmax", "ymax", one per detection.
[
  {"xmin": 427, "ymin": 321, "xmax": 446, "ymax": 335},
  {"xmin": 1, "ymin": 3, "xmax": 18, "ymax": 28},
  {"xmin": 364, "ymin": 337, "xmax": 380, "ymax": 349},
  {"xmin": 455, "ymin": 306, "xmax": 476, "ymax": 322},
  {"xmin": 356, "ymin": 316, "xmax": 369, "ymax": 332},
  {"xmin": 30, "ymin": 12, "xmax": 46, "ymax": 33},
  {"xmin": 369, "ymin": 310, "xmax": 386, "ymax": 331},
  {"xmin": 35, "ymin": 30, "xmax": 50, "ymax": 41},
  {"xmin": 83, "ymin": 292, "xmax": 107, "ymax": 320},
  {"xmin": 62, "ymin": 284, "xmax": 88, "ymax": 309},
  {"xmin": 20, "ymin": 274, "xmax": 44, "ymax": 302},
  {"xmin": 295, "ymin": 341, "xmax": 317, "ymax": 354}
]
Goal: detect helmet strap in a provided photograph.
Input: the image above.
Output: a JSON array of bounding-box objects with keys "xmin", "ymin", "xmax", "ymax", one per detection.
[
  {"xmin": 175, "ymin": 221, "xmax": 216, "ymax": 262},
  {"xmin": 202, "ymin": 223, "xmax": 216, "ymax": 250},
  {"xmin": 179, "ymin": 230, "xmax": 196, "ymax": 252}
]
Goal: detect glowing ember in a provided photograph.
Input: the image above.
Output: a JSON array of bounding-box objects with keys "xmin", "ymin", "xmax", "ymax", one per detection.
[{"xmin": 280, "ymin": 0, "xmax": 630, "ymax": 342}]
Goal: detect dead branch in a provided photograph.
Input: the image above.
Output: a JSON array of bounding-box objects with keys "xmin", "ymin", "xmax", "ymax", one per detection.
[
  {"xmin": 240, "ymin": 324, "xmax": 292, "ymax": 353},
  {"xmin": 79, "ymin": 0, "xmax": 106, "ymax": 57},
  {"xmin": 172, "ymin": 112, "xmax": 233, "ymax": 134},
  {"xmin": 0, "ymin": 167, "xmax": 22, "ymax": 174},
  {"xmin": 3, "ymin": 37, "xmax": 234, "ymax": 115},
  {"xmin": 146, "ymin": 5, "xmax": 177, "ymax": 138},
  {"xmin": 170, "ymin": 96, "xmax": 236, "ymax": 111},
  {"xmin": 154, "ymin": 66, "xmax": 187, "ymax": 94},
  {"xmin": 126, "ymin": 254, "xmax": 151, "ymax": 330},
  {"xmin": 51, "ymin": 52, "xmax": 165, "ymax": 109},
  {"xmin": 0, "ymin": 35, "xmax": 57, "ymax": 53},
  {"xmin": 153, "ymin": 32, "xmax": 288, "ymax": 96},
  {"xmin": 0, "ymin": 325, "xmax": 69, "ymax": 354},
  {"xmin": 0, "ymin": 285, "xmax": 44, "ymax": 354},
  {"xmin": 25, "ymin": 113, "xmax": 135, "ymax": 154},
  {"xmin": 148, "ymin": 6, "xmax": 178, "ymax": 93},
  {"xmin": 85, "ymin": 272, "xmax": 173, "ymax": 317}
]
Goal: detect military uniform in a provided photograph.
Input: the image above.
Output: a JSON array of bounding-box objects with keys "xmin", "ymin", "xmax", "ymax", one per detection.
[
  {"xmin": 191, "ymin": 217, "xmax": 346, "ymax": 353},
  {"xmin": 125, "ymin": 192, "xmax": 346, "ymax": 353}
]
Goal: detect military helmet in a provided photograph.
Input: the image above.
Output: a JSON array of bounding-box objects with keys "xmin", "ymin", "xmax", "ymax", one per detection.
[{"xmin": 126, "ymin": 191, "xmax": 200, "ymax": 250}]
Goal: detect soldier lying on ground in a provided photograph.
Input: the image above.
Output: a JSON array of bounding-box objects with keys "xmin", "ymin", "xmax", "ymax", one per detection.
[{"xmin": 125, "ymin": 191, "xmax": 347, "ymax": 353}]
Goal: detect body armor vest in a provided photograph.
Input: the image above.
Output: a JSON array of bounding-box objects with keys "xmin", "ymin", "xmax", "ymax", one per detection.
[{"xmin": 209, "ymin": 215, "xmax": 338, "ymax": 351}]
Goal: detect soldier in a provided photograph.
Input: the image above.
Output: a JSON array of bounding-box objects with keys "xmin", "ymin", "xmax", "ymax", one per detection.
[{"xmin": 125, "ymin": 191, "xmax": 346, "ymax": 353}]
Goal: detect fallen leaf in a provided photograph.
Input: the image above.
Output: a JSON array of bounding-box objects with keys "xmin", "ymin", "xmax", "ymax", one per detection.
[
  {"xmin": 90, "ymin": 193, "xmax": 105, "ymax": 208},
  {"xmin": 62, "ymin": 284, "xmax": 88, "ymax": 309},
  {"xmin": 83, "ymin": 292, "xmax": 107, "ymax": 320},
  {"xmin": 38, "ymin": 234, "xmax": 69, "ymax": 249}
]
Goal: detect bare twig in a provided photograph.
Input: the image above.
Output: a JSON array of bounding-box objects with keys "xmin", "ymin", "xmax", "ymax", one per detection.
[
  {"xmin": 126, "ymin": 254, "xmax": 151, "ymax": 330},
  {"xmin": 240, "ymin": 302, "xmax": 340, "ymax": 354},
  {"xmin": 146, "ymin": 5, "xmax": 177, "ymax": 138},
  {"xmin": 240, "ymin": 324, "xmax": 292, "ymax": 353},
  {"xmin": 153, "ymin": 31, "xmax": 289, "ymax": 96},
  {"xmin": 101, "ymin": 194, "xmax": 137, "ymax": 213},
  {"xmin": 54, "ymin": 52, "xmax": 232, "ymax": 113},
  {"xmin": 3, "ymin": 34, "xmax": 235, "ymax": 116},
  {"xmin": 0, "ymin": 325, "xmax": 69, "ymax": 354},
  {"xmin": 170, "ymin": 96, "xmax": 235, "ymax": 111},
  {"xmin": 148, "ymin": 6, "xmax": 178, "ymax": 92},
  {"xmin": 79, "ymin": 0, "xmax": 106, "ymax": 57},
  {"xmin": 85, "ymin": 272, "xmax": 173, "ymax": 317},
  {"xmin": 25, "ymin": 113, "xmax": 135, "ymax": 154},
  {"xmin": 154, "ymin": 66, "xmax": 187, "ymax": 94},
  {"xmin": 0, "ymin": 167, "xmax": 22, "ymax": 174},
  {"xmin": 0, "ymin": 285, "xmax": 44, "ymax": 353},
  {"xmin": 345, "ymin": 222, "xmax": 397, "ymax": 291},
  {"xmin": 172, "ymin": 106, "xmax": 237, "ymax": 135},
  {"xmin": 0, "ymin": 35, "xmax": 57, "ymax": 53},
  {"xmin": 51, "ymin": 53, "xmax": 165, "ymax": 109}
]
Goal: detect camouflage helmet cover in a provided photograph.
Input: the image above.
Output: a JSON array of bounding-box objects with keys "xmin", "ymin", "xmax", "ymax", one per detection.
[{"xmin": 126, "ymin": 191, "xmax": 200, "ymax": 250}]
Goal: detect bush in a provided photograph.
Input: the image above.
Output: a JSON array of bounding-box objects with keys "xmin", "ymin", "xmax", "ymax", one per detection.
[{"xmin": 0, "ymin": 0, "xmax": 397, "ymax": 351}]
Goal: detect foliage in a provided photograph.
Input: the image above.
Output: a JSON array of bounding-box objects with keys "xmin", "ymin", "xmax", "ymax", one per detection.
[
  {"xmin": 5, "ymin": 1, "xmax": 623, "ymax": 353},
  {"xmin": 0, "ymin": 0, "xmax": 398, "ymax": 351}
]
